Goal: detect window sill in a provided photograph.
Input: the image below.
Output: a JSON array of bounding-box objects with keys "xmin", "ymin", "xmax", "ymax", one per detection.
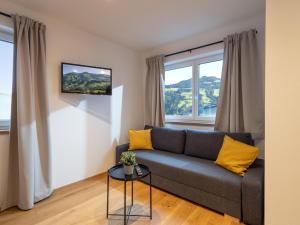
[
  {"xmin": 0, "ymin": 129, "xmax": 9, "ymax": 134},
  {"xmin": 166, "ymin": 119, "xmax": 215, "ymax": 126}
]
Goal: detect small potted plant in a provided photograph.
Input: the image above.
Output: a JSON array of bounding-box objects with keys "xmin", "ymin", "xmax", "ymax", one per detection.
[{"xmin": 120, "ymin": 151, "xmax": 137, "ymax": 175}]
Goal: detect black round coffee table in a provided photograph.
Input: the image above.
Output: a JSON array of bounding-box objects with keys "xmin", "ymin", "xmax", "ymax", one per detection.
[{"xmin": 106, "ymin": 164, "xmax": 152, "ymax": 225}]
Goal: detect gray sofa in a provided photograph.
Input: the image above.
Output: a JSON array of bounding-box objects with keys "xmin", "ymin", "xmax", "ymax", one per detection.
[{"xmin": 116, "ymin": 127, "xmax": 264, "ymax": 225}]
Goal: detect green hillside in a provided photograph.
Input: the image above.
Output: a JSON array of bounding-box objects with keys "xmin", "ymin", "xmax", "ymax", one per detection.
[
  {"xmin": 165, "ymin": 76, "xmax": 221, "ymax": 116},
  {"xmin": 63, "ymin": 72, "xmax": 111, "ymax": 95}
]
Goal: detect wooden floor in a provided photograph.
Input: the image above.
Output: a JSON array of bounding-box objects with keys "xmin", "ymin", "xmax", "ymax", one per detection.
[{"xmin": 0, "ymin": 174, "xmax": 244, "ymax": 225}]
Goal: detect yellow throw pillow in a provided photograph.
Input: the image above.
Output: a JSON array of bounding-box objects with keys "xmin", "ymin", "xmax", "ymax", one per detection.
[
  {"xmin": 215, "ymin": 135, "xmax": 259, "ymax": 176},
  {"xmin": 128, "ymin": 129, "xmax": 153, "ymax": 150}
]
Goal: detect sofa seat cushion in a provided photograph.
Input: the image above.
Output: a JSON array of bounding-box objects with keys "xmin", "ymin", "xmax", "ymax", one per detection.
[{"xmin": 135, "ymin": 150, "xmax": 242, "ymax": 202}]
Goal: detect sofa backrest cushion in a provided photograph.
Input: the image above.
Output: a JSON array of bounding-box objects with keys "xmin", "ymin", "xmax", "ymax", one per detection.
[
  {"xmin": 151, "ymin": 127, "xmax": 186, "ymax": 154},
  {"xmin": 184, "ymin": 130, "xmax": 254, "ymax": 160}
]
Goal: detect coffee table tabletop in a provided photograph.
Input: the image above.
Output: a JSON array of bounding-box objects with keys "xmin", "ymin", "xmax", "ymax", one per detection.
[{"xmin": 108, "ymin": 164, "xmax": 150, "ymax": 181}]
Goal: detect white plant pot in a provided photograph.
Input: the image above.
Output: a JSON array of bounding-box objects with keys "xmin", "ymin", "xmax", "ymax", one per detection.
[{"xmin": 123, "ymin": 165, "xmax": 134, "ymax": 175}]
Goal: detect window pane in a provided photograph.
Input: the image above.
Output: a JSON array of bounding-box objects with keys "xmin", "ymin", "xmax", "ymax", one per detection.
[
  {"xmin": 0, "ymin": 40, "xmax": 13, "ymax": 122},
  {"xmin": 198, "ymin": 60, "xmax": 223, "ymax": 117},
  {"xmin": 165, "ymin": 66, "xmax": 192, "ymax": 117}
]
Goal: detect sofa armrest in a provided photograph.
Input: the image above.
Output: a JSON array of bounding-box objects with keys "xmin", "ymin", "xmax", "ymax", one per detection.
[
  {"xmin": 242, "ymin": 166, "xmax": 264, "ymax": 225},
  {"xmin": 116, "ymin": 143, "xmax": 129, "ymax": 164}
]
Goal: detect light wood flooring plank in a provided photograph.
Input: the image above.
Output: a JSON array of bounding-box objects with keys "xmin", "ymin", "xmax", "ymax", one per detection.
[{"xmin": 0, "ymin": 173, "xmax": 244, "ymax": 225}]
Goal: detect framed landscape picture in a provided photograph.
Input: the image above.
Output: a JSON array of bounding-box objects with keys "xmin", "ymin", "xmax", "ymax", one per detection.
[{"xmin": 61, "ymin": 62, "xmax": 112, "ymax": 95}]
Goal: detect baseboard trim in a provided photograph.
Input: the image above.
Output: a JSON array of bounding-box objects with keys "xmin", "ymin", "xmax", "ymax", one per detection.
[{"xmin": 54, "ymin": 172, "xmax": 107, "ymax": 192}]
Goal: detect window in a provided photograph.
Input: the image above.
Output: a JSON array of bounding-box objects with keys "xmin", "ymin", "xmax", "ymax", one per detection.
[
  {"xmin": 165, "ymin": 65, "xmax": 193, "ymax": 117},
  {"xmin": 0, "ymin": 22, "xmax": 14, "ymax": 130},
  {"xmin": 164, "ymin": 53, "xmax": 223, "ymax": 124},
  {"xmin": 198, "ymin": 60, "xmax": 223, "ymax": 118}
]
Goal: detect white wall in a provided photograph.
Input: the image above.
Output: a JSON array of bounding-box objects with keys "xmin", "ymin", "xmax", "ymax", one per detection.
[
  {"xmin": 0, "ymin": 0, "xmax": 143, "ymax": 192},
  {"xmin": 141, "ymin": 12, "xmax": 265, "ymax": 156},
  {"xmin": 265, "ymin": 1, "xmax": 300, "ymax": 224}
]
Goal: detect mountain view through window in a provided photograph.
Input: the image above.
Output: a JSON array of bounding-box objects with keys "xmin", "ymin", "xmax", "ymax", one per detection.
[
  {"xmin": 198, "ymin": 60, "xmax": 223, "ymax": 117},
  {"xmin": 165, "ymin": 66, "xmax": 192, "ymax": 117},
  {"xmin": 165, "ymin": 59, "xmax": 223, "ymax": 119}
]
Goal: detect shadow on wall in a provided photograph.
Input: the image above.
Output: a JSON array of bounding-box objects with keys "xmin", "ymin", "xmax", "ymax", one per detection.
[
  {"xmin": 58, "ymin": 85, "xmax": 124, "ymax": 134},
  {"xmin": 53, "ymin": 85, "xmax": 125, "ymax": 181},
  {"xmin": 60, "ymin": 93, "xmax": 111, "ymax": 124},
  {"xmin": 83, "ymin": 85, "xmax": 124, "ymax": 176}
]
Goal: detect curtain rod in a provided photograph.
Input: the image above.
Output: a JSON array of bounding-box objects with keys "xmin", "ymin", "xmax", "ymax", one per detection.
[
  {"xmin": 0, "ymin": 11, "xmax": 12, "ymax": 18},
  {"xmin": 165, "ymin": 29, "xmax": 258, "ymax": 58},
  {"xmin": 165, "ymin": 40, "xmax": 223, "ymax": 58}
]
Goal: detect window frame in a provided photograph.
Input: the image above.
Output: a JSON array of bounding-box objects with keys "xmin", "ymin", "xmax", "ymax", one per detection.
[
  {"xmin": 164, "ymin": 53, "xmax": 223, "ymax": 125},
  {"xmin": 0, "ymin": 18, "xmax": 14, "ymax": 131}
]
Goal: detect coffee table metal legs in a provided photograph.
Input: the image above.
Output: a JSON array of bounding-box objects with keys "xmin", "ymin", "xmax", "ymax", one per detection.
[
  {"xmin": 131, "ymin": 180, "xmax": 133, "ymax": 206},
  {"xmin": 150, "ymin": 172, "xmax": 152, "ymax": 219},
  {"xmin": 124, "ymin": 181, "xmax": 134, "ymax": 225},
  {"xmin": 106, "ymin": 175, "xmax": 152, "ymax": 225},
  {"xmin": 106, "ymin": 174, "xmax": 109, "ymax": 218},
  {"xmin": 124, "ymin": 181, "xmax": 126, "ymax": 224}
]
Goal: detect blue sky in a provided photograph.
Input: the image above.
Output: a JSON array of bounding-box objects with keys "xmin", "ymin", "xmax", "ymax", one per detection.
[
  {"xmin": 0, "ymin": 40, "xmax": 13, "ymax": 94},
  {"xmin": 63, "ymin": 64, "xmax": 111, "ymax": 76},
  {"xmin": 165, "ymin": 60, "xmax": 223, "ymax": 85}
]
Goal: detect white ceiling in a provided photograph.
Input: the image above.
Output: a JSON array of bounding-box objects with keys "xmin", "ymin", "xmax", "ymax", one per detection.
[{"xmin": 11, "ymin": 0, "xmax": 265, "ymax": 50}]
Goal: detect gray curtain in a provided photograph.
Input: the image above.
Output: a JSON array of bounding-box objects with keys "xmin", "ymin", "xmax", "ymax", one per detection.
[
  {"xmin": 4, "ymin": 15, "xmax": 52, "ymax": 211},
  {"xmin": 145, "ymin": 55, "xmax": 165, "ymax": 127},
  {"xmin": 215, "ymin": 29, "xmax": 264, "ymax": 141}
]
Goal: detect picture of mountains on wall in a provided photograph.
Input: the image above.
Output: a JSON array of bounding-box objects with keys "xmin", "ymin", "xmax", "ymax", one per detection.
[{"xmin": 62, "ymin": 63, "xmax": 112, "ymax": 95}]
